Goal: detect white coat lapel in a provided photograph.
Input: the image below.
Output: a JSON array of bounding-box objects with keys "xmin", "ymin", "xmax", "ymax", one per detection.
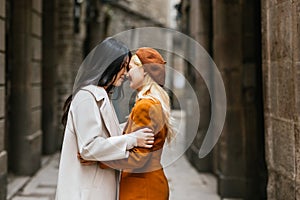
[
  {"xmin": 100, "ymin": 97, "xmax": 122, "ymax": 137},
  {"xmin": 81, "ymin": 85, "xmax": 122, "ymax": 137}
]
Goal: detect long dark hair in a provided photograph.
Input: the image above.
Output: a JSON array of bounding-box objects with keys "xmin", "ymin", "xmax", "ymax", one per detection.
[{"xmin": 61, "ymin": 38, "xmax": 131, "ymax": 127}]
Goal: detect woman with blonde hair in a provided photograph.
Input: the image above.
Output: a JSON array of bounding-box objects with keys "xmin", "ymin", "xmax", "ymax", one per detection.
[
  {"xmin": 56, "ymin": 39, "xmax": 155, "ymax": 200},
  {"xmin": 97, "ymin": 47, "xmax": 175, "ymax": 200}
]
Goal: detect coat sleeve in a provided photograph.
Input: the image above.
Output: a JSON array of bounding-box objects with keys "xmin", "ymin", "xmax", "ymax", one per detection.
[
  {"xmin": 72, "ymin": 95, "xmax": 132, "ymax": 161},
  {"xmin": 101, "ymin": 99, "xmax": 165, "ymax": 170}
]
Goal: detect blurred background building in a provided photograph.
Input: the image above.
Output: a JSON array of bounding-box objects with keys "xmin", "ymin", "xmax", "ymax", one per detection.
[{"xmin": 0, "ymin": 0, "xmax": 299, "ymax": 199}]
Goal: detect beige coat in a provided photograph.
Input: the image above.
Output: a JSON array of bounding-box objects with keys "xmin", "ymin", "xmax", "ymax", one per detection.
[{"xmin": 55, "ymin": 85, "xmax": 134, "ymax": 200}]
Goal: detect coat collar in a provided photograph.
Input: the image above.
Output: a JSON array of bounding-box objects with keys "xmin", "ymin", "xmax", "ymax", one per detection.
[
  {"xmin": 81, "ymin": 85, "xmax": 121, "ymax": 137},
  {"xmin": 81, "ymin": 85, "xmax": 107, "ymax": 101}
]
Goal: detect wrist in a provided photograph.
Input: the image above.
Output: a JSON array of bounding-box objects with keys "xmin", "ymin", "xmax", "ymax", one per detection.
[{"xmin": 126, "ymin": 134, "xmax": 137, "ymax": 150}]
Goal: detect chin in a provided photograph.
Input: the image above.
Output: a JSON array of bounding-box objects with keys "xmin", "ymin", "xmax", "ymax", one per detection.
[{"xmin": 129, "ymin": 83, "xmax": 136, "ymax": 90}]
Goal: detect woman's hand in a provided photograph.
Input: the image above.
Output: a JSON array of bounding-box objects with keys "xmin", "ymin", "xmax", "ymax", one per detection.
[
  {"xmin": 129, "ymin": 128, "xmax": 154, "ymax": 148},
  {"xmin": 77, "ymin": 152, "xmax": 98, "ymax": 166}
]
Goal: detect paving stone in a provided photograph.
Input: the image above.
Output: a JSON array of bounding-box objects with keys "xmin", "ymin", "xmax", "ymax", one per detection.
[{"xmin": 12, "ymin": 196, "xmax": 49, "ymax": 200}]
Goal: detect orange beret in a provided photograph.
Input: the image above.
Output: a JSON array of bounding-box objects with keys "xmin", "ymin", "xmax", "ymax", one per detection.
[{"xmin": 135, "ymin": 47, "xmax": 166, "ymax": 86}]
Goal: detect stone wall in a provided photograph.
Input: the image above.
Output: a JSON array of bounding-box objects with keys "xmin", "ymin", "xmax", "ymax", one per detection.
[
  {"xmin": 117, "ymin": 0, "xmax": 170, "ymax": 27},
  {"xmin": 5, "ymin": 0, "xmax": 43, "ymax": 175},
  {"xmin": 261, "ymin": 0, "xmax": 300, "ymax": 199},
  {"xmin": 0, "ymin": 0, "xmax": 6, "ymax": 198},
  {"xmin": 180, "ymin": 0, "xmax": 267, "ymax": 199},
  {"xmin": 55, "ymin": 0, "xmax": 86, "ymax": 147}
]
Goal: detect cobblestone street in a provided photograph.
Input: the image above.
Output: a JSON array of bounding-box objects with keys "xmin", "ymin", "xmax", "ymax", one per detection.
[{"xmin": 7, "ymin": 152, "xmax": 220, "ymax": 200}]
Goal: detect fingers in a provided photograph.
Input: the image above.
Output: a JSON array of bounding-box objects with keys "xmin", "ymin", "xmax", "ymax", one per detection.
[
  {"xmin": 77, "ymin": 152, "xmax": 97, "ymax": 165},
  {"xmin": 140, "ymin": 127, "xmax": 153, "ymax": 133},
  {"xmin": 143, "ymin": 144, "xmax": 154, "ymax": 148}
]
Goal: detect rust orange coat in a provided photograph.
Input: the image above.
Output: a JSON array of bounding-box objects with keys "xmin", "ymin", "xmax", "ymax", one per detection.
[{"xmin": 102, "ymin": 98, "xmax": 169, "ymax": 200}]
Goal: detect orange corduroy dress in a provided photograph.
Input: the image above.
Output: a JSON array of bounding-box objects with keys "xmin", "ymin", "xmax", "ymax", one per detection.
[{"xmin": 102, "ymin": 98, "xmax": 169, "ymax": 200}]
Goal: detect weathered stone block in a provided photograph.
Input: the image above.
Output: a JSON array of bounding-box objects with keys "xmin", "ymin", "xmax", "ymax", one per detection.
[
  {"xmin": 198, "ymin": 1, "xmax": 212, "ymax": 34},
  {"xmin": 293, "ymin": 2, "xmax": 300, "ymax": 62},
  {"xmin": 0, "ymin": 0, "xmax": 5, "ymax": 18},
  {"xmin": 276, "ymin": 0, "xmax": 289, "ymax": 5},
  {"xmin": 275, "ymin": 174, "xmax": 295, "ymax": 200},
  {"xmin": 0, "ymin": 53, "xmax": 4, "ymax": 84},
  {"xmin": 31, "ymin": 62, "xmax": 41, "ymax": 84},
  {"xmin": 272, "ymin": 118, "xmax": 295, "ymax": 177},
  {"xmin": 0, "ymin": 87, "xmax": 4, "ymax": 118},
  {"xmin": 242, "ymin": 1, "xmax": 255, "ymax": 34},
  {"xmin": 297, "ymin": 182, "xmax": 300, "ymax": 200},
  {"xmin": 262, "ymin": 61, "xmax": 271, "ymax": 113},
  {"xmin": 295, "ymin": 62, "xmax": 300, "ymax": 122},
  {"xmin": 264, "ymin": 116, "xmax": 274, "ymax": 169},
  {"xmin": 269, "ymin": 2, "xmax": 292, "ymax": 62},
  {"xmin": 269, "ymin": 170, "xmax": 295, "ymax": 200},
  {"xmin": 0, "ymin": 120, "xmax": 4, "ymax": 151},
  {"xmin": 261, "ymin": 8, "xmax": 269, "ymax": 63},
  {"xmin": 32, "ymin": 0, "xmax": 42, "ymax": 13},
  {"xmin": 32, "ymin": 12, "xmax": 41, "ymax": 37},
  {"xmin": 270, "ymin": 62, "xmax": 278, "ymax": 116},
  {"xmin": 222, "ymin": 70, "xmax": 242, "ymax": 107},
  {"xmin": 0, "ymin": 173, "xmax": 6, "ymax": 200},
  {"xmin": 31, "ymin": 109, "xmax": 41, "ymax": 134},
  {"xmin": 31, "ymin": 86, "xmax": 41, "ymax": 109},
  {"xmin": 218, "ymin": 108, "xmax": 245, "ymax": 176},
  {"xmin": 277, "ymin": 61, "xmax": 295, "ymax": 120},
  {"xmin": 213, "ymin": 35, "xmax": 243, "ymax": 70},
  {"xmin": 0, "ymin": 19, "xmax": 5, "ymax": 51},
  {"xmin": 295, "ymin": 125, "xmax": 300, "ymax": 183},
  {"xmin": 32, "ymin": 38, "xmax": 42, "ymax": 61},
  {"xmin": 0, "ymin": 151, "xmax": 7, "ymax": 175},
  {"xmin": 213, "ymin": 3, "xmax": 242, "ymax": 36},
  {"xmin": 267, "ymin": 171, "xmax": 276, "ymax": 200},
  {"xmin": 218, "ymin": 175, "xmax": 247, "ymax": 198},
  {"xmin": 243, "ymin": 35, "xmax": 256, "ymax": 62}
]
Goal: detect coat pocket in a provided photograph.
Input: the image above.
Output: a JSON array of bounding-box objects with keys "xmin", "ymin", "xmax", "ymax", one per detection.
[
  {"xmin": 80, "ymin": 187, "xmax": 116, "ymax": 200},
  {"xmin": 91, "ymin": 165, "xmax": 104, "ymax": 187}
]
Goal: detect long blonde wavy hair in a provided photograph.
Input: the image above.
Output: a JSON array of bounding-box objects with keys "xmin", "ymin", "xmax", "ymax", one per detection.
[{"xmin": 133, "ymin": 55, "xmax": 175, "ymax": 143}]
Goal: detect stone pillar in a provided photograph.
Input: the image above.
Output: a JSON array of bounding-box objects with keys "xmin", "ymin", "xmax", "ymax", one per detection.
[
  {"xmin": 212, "ymin": 0, "xmax": 247, "ymax": 198},
  {"xmin": 262, "ymin": 0, "xmax": 300, "ymax": 199},
  {"xmin": 184, "ymin": 0, "xmax": 213, "ymax": 172},
  {"xmin": 56, "ymin": 0, "xmax": 86, "ymax": 148},
  {"xmin": 212, "ymin": 0, "xmax": 267, "ymax": 198},
  {"xmin": 0, "ymin": 0, "xmax": 7, "ymax": 198},
  {"xmin": 7, "ymin": 0, "xmax": 42, "ymax": 175},
  {"xmin": 42, "ymin": 0, "xmax": 58, "ymax": 154}
]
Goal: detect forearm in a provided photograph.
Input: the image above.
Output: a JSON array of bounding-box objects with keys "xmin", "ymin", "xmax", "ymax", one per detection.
[{"xmin": 100, "ymin": 148, "xmax": 150, "ymax": 170}]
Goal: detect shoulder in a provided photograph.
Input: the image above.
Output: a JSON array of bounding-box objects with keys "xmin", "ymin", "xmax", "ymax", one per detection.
[
  {"xmin": 72, "ymin": 85, "xmax": 107, "ymax": 105},
  {"xmin": 135, "ymin": 98, "xmax": 161, "ymax": 108},
  {"xmin": 133, "ymin": 98, "xmax": 163, "ymax": 116}
]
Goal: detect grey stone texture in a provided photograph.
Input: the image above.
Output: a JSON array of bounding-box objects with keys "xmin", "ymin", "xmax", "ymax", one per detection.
[
  {"xmin": 5, "ymin": 0, "xmax": 43, "ymax": 176},
  {"xmin": 0, "ymin": 19, "xmax": 4, "ymax": 52},
  {"xmin": 262, "ymin": 0, "xmax": 300, "ymax": 199},
  {"xmin": 181, "ymin": 0, "xmax": 268, "ymax": 199},
  {"xmin": 0, "ymin": 0, "xmax": 6, "ymax": 198},
  {"xmin": 0, "ymin": 53, "xmax": 4, "ymax": 84}
]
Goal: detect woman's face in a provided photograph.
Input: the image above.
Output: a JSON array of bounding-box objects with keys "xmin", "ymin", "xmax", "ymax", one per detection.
[
  {"xmin": 112, "ymin": 56, "xmax": 129, "ymax": 87},
  {"xmin": 127, "ymin": 57, "xmax": 145, "ymax": 90}
]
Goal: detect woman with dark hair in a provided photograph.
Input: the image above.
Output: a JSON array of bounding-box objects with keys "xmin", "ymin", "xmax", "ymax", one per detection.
[
  {"xmin": 94, "ymin": 47, "xmax": 175, "ymax": 200},
  {"xmin": 55, "ymin": 38, "xmax": 154, "ymax": 200}
]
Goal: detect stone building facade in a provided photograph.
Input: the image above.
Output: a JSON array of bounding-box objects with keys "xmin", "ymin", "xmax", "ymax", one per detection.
[
  {"xmin": 0, "ymin": 0, "xmax": 6, "ymax": 198},
  {"xmin": 262, "ymin": 0, "xmax": 300, "ymax": 199},
  {"xmin": 179, "ymin": 0, "xmax": 300, "ymax": 199},
  {"xmin": 0, "ymin": 0, "xmax": 87, "ymax": 198},
  {"xmin": 0, "ymin": 0, "xmax": 173, "ymax": 199}
]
